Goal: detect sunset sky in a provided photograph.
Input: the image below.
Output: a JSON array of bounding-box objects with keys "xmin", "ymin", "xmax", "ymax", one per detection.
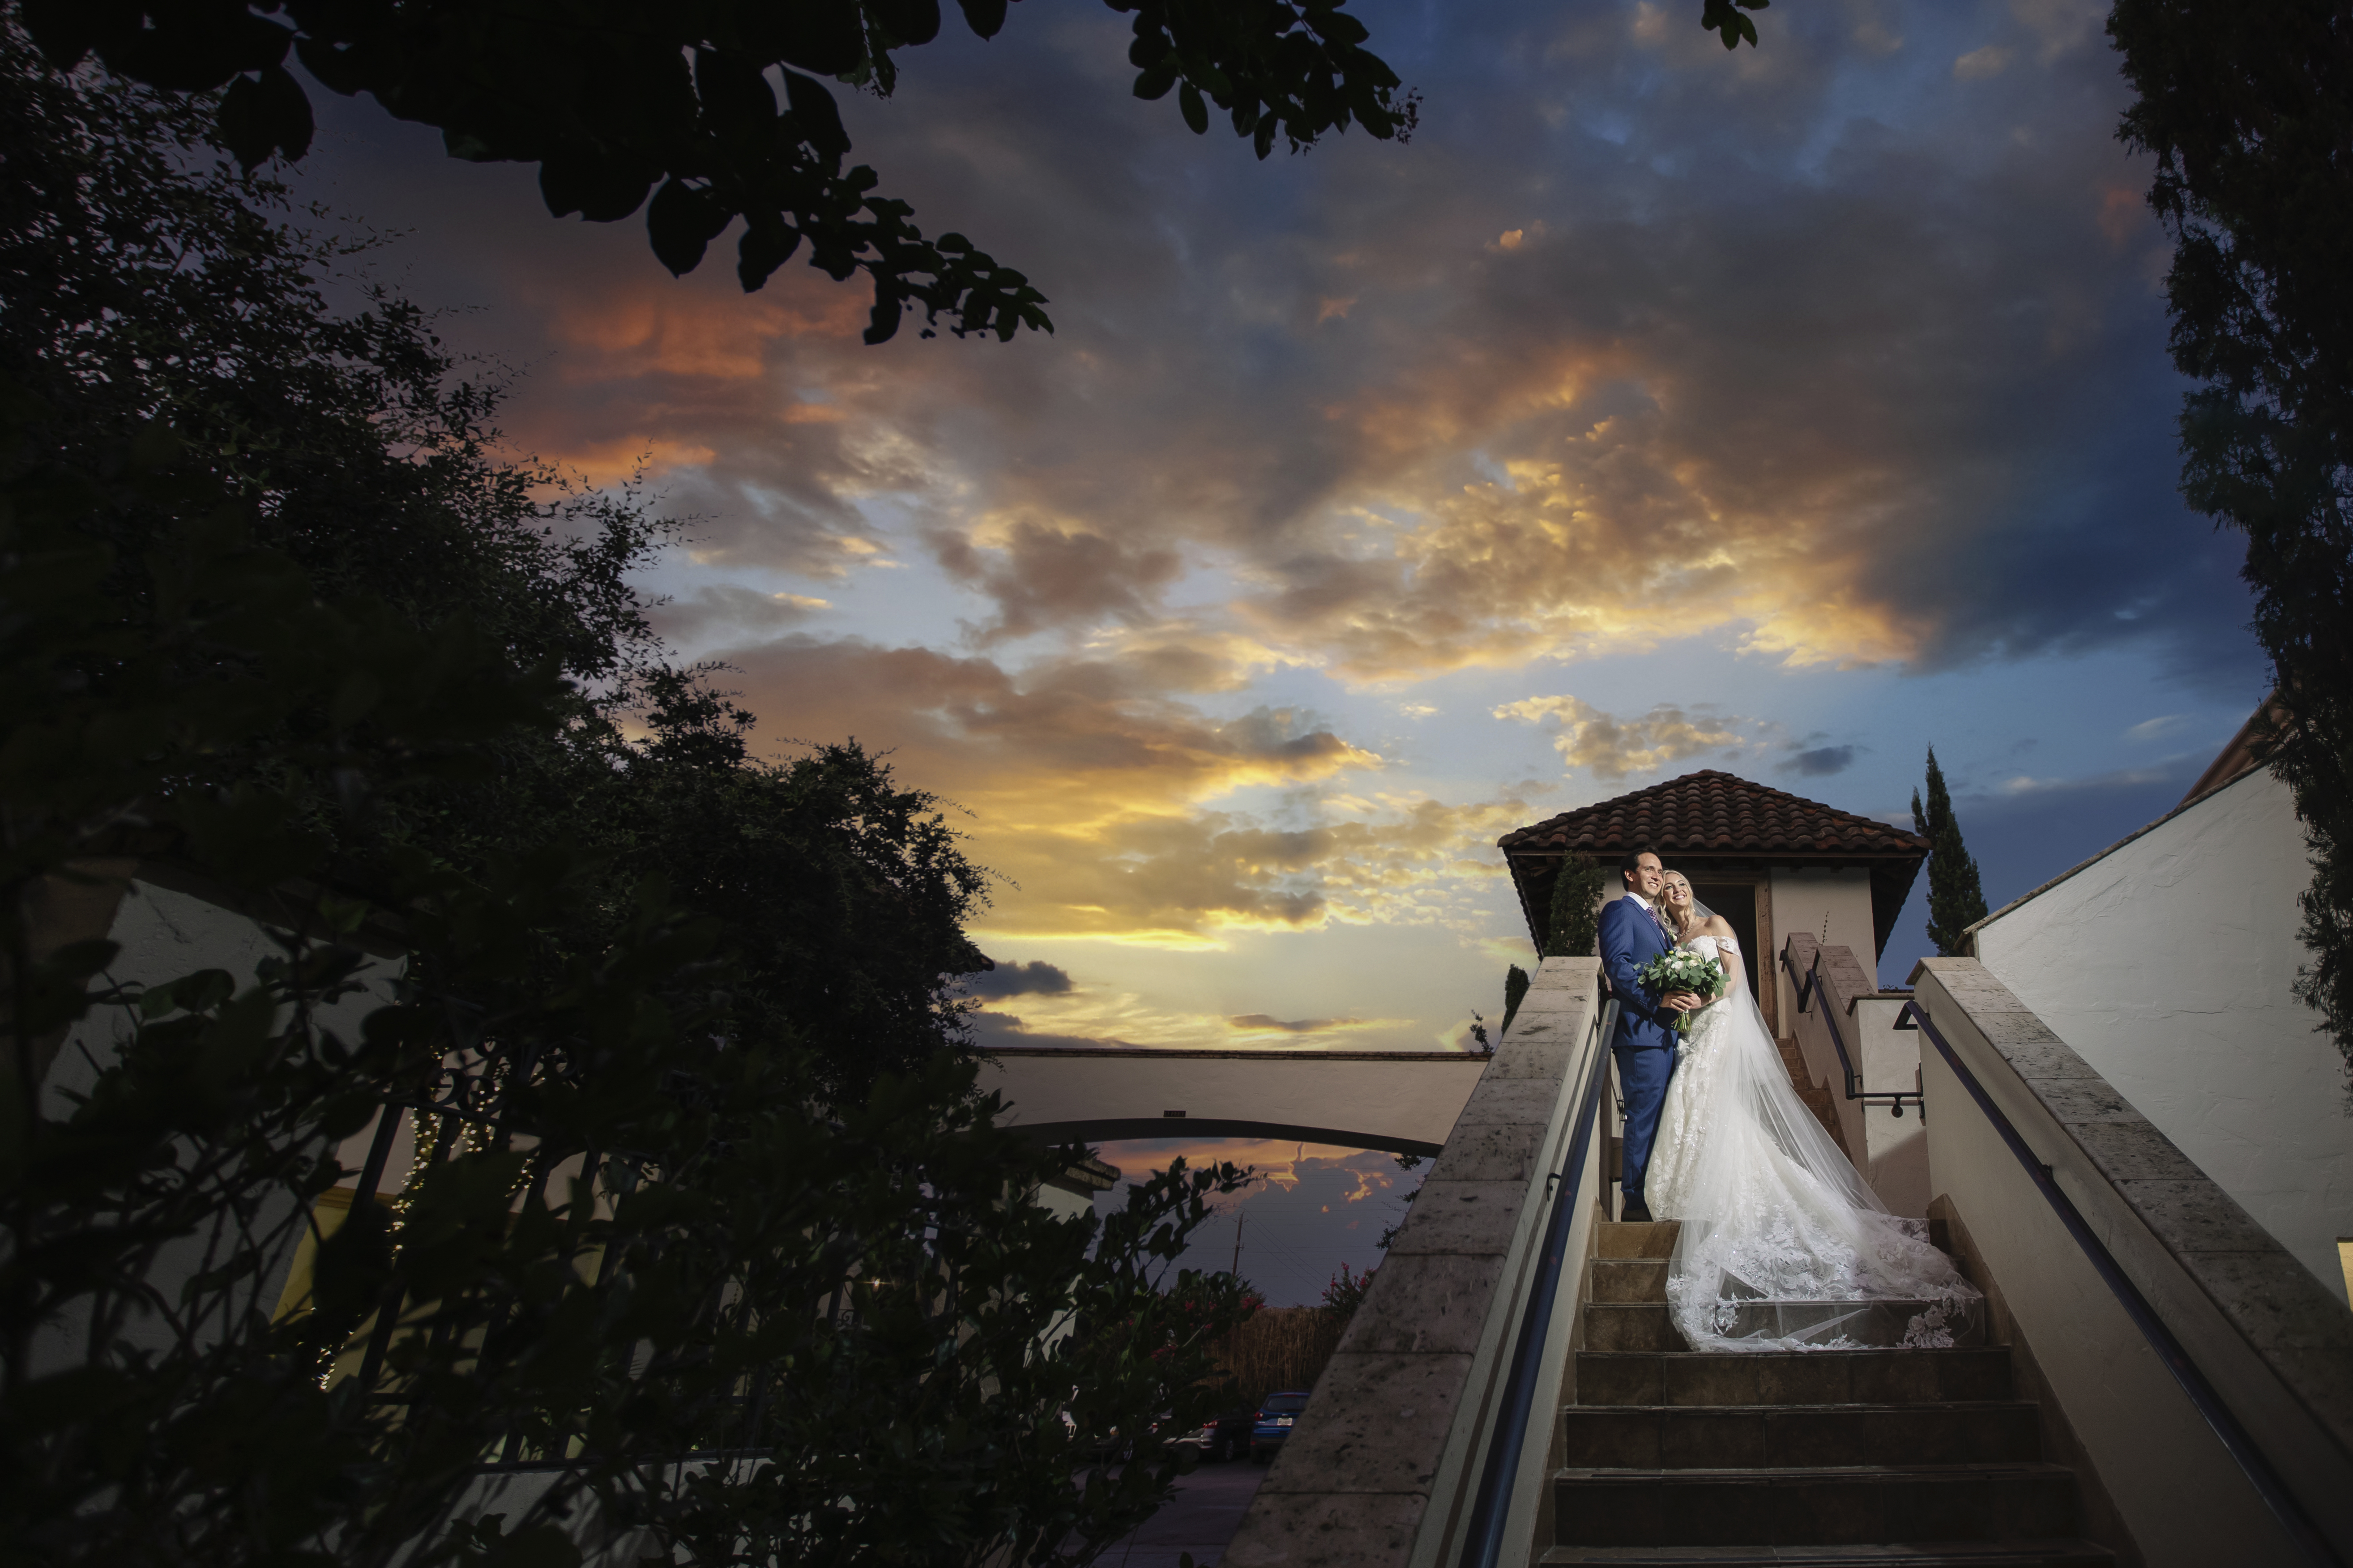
[{"xmin": 286, "ymin": 0, "xmax": 2267, "ymax": 1300}]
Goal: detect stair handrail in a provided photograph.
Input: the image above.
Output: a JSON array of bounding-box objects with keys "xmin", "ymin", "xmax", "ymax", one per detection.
[
  {"xmin": 1782, "ymin": 940, "xmax": 1924, "ymax": 1119},
  {"xmin": 1455, "ymin": 998, "xmax": 1618, "ymax": 1568},
  {"xmin": 1896, "ymin": 993, "xmax": 2343, "ymax": 1568}
]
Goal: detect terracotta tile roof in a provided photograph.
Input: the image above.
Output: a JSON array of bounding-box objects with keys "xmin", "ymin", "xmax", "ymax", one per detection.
[{"xmin": 1498, "ymin": 770, "xmax": 1926, "ymax": 858}]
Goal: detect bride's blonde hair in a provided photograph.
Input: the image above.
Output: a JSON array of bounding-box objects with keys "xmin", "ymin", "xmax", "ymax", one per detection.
[{"xmin": 1662, "ymin": 871, "xmax": 1708, "ymax": 936}]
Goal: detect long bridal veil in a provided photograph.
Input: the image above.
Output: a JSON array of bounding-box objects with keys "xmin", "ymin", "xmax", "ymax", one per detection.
[{"xmin": 1646, "ymin": 930, "xmax": 1982, "ymax": 1352}]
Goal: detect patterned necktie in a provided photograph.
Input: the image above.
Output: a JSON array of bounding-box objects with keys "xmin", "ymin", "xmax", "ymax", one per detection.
[{"xmin": 1647, "ymin": 901, "xmax": 1670, "ymax": 942}]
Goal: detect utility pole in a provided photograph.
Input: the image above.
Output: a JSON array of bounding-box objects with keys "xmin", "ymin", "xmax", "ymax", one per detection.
[{"xmin": 1230, "ymin": 1209, "xmax": 1245, "ymax": 1279}]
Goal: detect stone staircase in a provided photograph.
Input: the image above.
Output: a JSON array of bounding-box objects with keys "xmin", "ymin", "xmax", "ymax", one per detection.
[{"xmin": 1546, "ymin": 1219, "xmax": 2114, "ymax": 1566}]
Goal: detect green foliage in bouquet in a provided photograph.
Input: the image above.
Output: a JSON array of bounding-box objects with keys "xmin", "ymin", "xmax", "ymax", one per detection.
[{"xmin": 1633, "ymin": 950, "xmax": 1727, "ymax": 1035}]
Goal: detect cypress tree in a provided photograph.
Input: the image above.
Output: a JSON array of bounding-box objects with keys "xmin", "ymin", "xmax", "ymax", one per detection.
[
  {"xmin": 1500, "ymin": 964, "xmax": 1531, "ymax": 1036},
  {"xmin": 1912, "ymin": 747, "xmax": 1990, "ymax": 956},
  {"xmin": 1543, "ymin": 852, "xmax": 1607, "ymax": 958}
]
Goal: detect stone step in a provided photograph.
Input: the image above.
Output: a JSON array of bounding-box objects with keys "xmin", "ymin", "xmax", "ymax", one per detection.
[
  {"xmin": 1542, "ymin": 1541, "xmax": 2114, "ymax": 1566},
  {"xmin": 1553, "ymin": 1461, "xmax": 2079, "ymax": 1547},
  {"xmin": 1597, "ymin": 1219, "xmax": 1681, "ymax": 1258},
  {"xmin": 1576, "ymin": 1347, "xmax": 2014, "ymax": 1407},
  {"xmin": 1591, "ymin": 1256, "xmax": 1669, "ymax": 1303},
  {"xmin": 1585, "ymin": 1303, "xmax": 1689, "ymax": 1353},
  {"xmin": 1561, "ymin": 1401, "xmax": 2043, "ymax": 1469},
  {"xmin": 1709, "ymin": 1298, "xmax": 1988, "ymax": 1348}
]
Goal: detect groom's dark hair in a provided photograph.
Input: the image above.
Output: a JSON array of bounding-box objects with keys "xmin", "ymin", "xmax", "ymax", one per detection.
[{"xmin": 1619, "ymin": 847, "xmax": 1659, "ymax": 877}]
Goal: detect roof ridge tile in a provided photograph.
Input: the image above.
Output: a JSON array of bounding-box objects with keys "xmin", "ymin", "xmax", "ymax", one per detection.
[{"xmin": 1496, "ymin": 769, "xmax": 1926, "ymax": 856}]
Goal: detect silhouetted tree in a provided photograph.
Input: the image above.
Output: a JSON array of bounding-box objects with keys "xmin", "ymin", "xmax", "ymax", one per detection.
[
  {"xmin": 1913, "ymin": 747, "xmax": 1989, "ymax": 957},
  {"xmin": 1500, "ymin": 963, "xmax": 1531, "ymax": 1036},
  {"xmin": 2112, "ymin": 0, "xmax": 2353, "ymax": 1070},
  {"xmin": 20, "ymin": 0, "xmax": 1766, "ymax": 341},
  {"xmin": 1543, "ymin": 852, "xmax": 1607, "ymax": 958}
]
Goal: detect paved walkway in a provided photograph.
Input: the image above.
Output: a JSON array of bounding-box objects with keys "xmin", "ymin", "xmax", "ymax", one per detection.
[{"xmin": 1093, "ymin": 1459, "xmax": 1265, "ymax": 1568}]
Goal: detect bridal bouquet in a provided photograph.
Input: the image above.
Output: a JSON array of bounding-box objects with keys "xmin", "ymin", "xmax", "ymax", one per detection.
[{"xmin": 1634, "ymin": 949, "xmax": 1726, "ymax": 1035}]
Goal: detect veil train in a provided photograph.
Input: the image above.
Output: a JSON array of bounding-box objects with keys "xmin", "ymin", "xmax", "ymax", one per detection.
[{"xmin": 1643, "ymin": 924, "xmax": 1983, "ymax": 1353}]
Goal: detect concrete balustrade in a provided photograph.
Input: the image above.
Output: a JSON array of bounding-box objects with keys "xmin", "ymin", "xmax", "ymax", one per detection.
[
  {"xmin": 1225, "ymin": 956, "xmax": 1608, "ymax": 1568},
  {"xmin": 1911, "ymin": 957, "xmax": 2353, "ymax": 1568}
]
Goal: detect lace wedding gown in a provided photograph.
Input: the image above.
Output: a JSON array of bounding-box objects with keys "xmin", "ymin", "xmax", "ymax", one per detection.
[{"xmin": 1645, "ymin": 933, "xmax": 1982, "ymax": 1352}]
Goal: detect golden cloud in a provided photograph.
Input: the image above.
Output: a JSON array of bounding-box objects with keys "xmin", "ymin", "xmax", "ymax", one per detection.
[
  {"xmin": 715, "ymin": 635, "xmax": 1530, "ymax": 947},
  {"xmin": 1492, "ymin": 695, "xmax": 1748, "ymax": 781}
]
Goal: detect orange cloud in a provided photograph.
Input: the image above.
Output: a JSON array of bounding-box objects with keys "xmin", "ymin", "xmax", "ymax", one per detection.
[{"xmin": 548, "ymin": 281, "xmax": 865, "ymax": 380}]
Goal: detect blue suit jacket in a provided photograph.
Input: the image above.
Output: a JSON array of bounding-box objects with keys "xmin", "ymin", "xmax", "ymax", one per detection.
[{"xmin": 1598, "ymin": 896, "xmax": 1678, "ymax": 1053}]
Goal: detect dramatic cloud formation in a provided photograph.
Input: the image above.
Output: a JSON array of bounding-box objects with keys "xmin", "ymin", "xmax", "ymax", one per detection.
[
  {"xmin": 1493, "ymin": 695, "xmax": 1748, "ymax": 781},
  {"xmin": 288, "ymin": 0, "xmax": 2264, "ymax": 1079}
]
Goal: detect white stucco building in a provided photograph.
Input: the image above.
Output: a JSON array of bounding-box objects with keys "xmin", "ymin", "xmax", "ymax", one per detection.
[{"xmin": 1967, "ymin": 707, "xmax": 2353, "ymax": 1294}]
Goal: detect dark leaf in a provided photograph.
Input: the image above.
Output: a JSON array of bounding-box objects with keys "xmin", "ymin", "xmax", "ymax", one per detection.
[
  {"xmin": 737, "ymin": 217, "xmax": 804, "ymax": 291},
  {"xmin": 957, "ymin": 0, "xmax": 1010, "ymax": 41},
  {"xmin": 18, "ymin": 0, "xmax": 105, "ymax": 70},
  {"xmin": 765, "ymin": 0, "xmax": 867, "ymax": 75},
  {"xmin": 538, "ymin": 156, "xmax": 658, "ymax": 223},
  {"xmin": 783, "ymin": 70, "xmax": 852, "ymax": 161},
  {"xmin": 647, "ymin": 178, "xmax": 735, "ymax": 277},
  {"xmin": 215, "ymin": 64, "xmax": 314, "ymax": 172},
  {"xmin": 1178, "ymin": 81, "xmax": 1208, "ymax": 135},
  {"xmin": 694, "ymin": 47, "xmax": 777, "ymax": 130},
  {"xmin": 865, "ymin": 285, "xmax": 904, "ymax": 345},
  {"xmin": 872, "ymin": 0, "xmax": 944, "ymax": 47}
]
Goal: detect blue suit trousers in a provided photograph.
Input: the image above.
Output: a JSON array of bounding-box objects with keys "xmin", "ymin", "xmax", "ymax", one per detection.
[{"xmin": 1614, "ymin": 1044, "xmax": 1676, "ymax": 1204}]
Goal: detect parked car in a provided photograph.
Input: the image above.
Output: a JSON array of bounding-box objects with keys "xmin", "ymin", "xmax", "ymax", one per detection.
[
  {"xmin": 1093, "ymin": 1410, "xmax": 1198, "ymax": 1466},
  {"xmin": 1175, "ymin": 1407, "xmax": 1256, "ymax": 1463},
  {"xmin": 1250, "ymin": 1390, "xmax": 1311, "ymax": 1463}
]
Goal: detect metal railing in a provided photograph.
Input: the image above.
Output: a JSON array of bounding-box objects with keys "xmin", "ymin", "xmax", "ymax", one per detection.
[
  {"xmin": 1783, "ymin": 946, "xmax": 1924, "ymax": 1120},
  {"xmin": 1895, "ymin": 995, "xmax": 2342, "ymax": 1568},
  {"xmin": 1456, "ymin": 999, "xmax": 1617, "ymax": 1568}
]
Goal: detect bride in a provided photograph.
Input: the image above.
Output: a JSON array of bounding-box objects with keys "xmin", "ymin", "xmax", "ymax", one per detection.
[{"xmin": 1643, "ymin": 872, "xmax": 1982, "ymax": 1351}]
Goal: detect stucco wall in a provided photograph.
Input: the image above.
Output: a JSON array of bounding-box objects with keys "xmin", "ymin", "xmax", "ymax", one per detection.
[
  {"xmin": 1973, "ymin": 767, "xmax": 2353, "ymax": 1293},
  {"xmin": 1853, "ymin": 995, "xmax": 1929, "ymax": 1215},
  {"xmin": 39, "ymin": 878, "xmax": 406, "ymax": 1370},
  {"xmin": 47, "ymin": 877, "xmax": 404, "ymax": 1113},
  {"xmin": 1768, "ymin": 868, "xmax": 1877, "ymax": 1027}
]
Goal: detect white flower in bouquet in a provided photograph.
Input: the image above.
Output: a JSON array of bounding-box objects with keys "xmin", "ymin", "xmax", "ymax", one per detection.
[{"xmin": 1634, "ymin": 949, "xmax": 1726, "ymax": 1035}]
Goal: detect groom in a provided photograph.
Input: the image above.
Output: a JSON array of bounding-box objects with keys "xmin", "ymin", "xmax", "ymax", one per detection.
[{"xmin": 1597, "ymin": 848, "xmax": 1702, "ymax": 1222}]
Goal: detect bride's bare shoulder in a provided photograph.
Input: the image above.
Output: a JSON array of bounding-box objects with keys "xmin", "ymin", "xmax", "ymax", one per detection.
[{"xmin": 1703, "ymin": 914, "xmax": 1738, "ymax": 940}]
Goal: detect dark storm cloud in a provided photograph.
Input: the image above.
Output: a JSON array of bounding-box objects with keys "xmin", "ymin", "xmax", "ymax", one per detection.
[
  {"xmin": 961, "ymin": 959, "xmax": 1076, "ymax": 998},
  {"xmin": 929, "ymin": 520, "xmax": 1183, "ymax": 642},
  {"xmin": 1781, "ymin": 745, "xmax": 1859, "ymax": 777},
  {"xmin": 961, "ymin": 1008, "xmax": 1125, "ymax": 1052}
]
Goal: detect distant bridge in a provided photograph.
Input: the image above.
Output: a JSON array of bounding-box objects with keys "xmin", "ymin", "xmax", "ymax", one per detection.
[{"xmin": 978, "ymin": 1047, "xmax": 1493, "ymax": 1158}]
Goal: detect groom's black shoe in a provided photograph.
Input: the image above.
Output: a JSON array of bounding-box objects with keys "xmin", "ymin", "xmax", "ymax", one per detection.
[{"xmin": 1621, "ymin": 1197, "xmax": 1653, "ymax": 1223}]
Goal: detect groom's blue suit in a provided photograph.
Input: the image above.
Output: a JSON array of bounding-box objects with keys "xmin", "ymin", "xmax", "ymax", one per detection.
[{"xmin": 1599, "ymin": 893, "xmax": 1680, "ymax": 1210}]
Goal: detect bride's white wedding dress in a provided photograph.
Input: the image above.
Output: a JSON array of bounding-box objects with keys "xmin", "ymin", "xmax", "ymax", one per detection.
[{"xmin": 1645, "ymin": 932, "xmax": 1983, "ymax": 1352}]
